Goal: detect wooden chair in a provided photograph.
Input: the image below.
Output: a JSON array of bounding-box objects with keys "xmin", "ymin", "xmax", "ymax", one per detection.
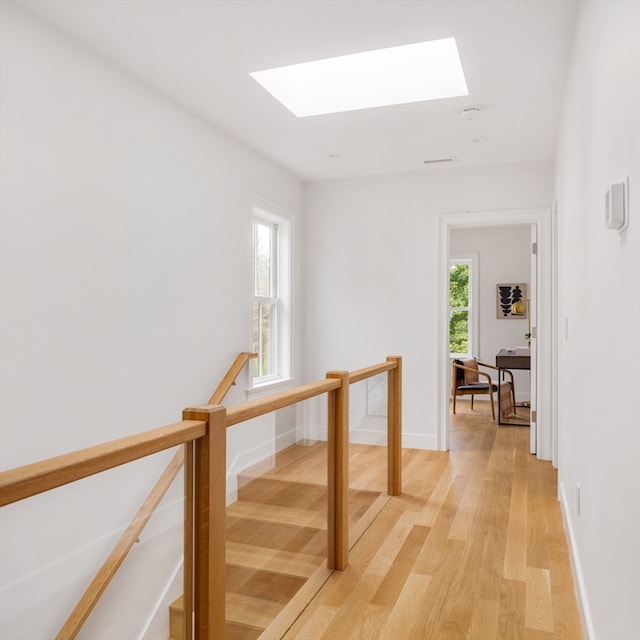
[{"xmin": 451, "ymin": 358, "xmax": 515, "ymax": 420}]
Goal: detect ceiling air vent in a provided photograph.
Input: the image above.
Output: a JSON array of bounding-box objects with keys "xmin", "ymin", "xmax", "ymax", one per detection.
[{"xmin": 423, "ymin": 157, "xmax": 458, "ymax": 165}]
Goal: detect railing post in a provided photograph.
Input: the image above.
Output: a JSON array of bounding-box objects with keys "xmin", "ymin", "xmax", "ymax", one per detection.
[
  {"xmin": 387, "ymin": 356, "xmax": 402, "ymax": 496},
  {"xmin": 182, "ymin": 405, "xmax": 227, "ymax": 640},
  {"xmin": 326, "ymin": 371, "xmax": 349, "ymax": 571}
]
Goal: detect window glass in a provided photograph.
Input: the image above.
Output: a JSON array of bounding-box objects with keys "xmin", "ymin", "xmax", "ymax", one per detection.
[
  {"xmin": 449, "ymin": 310, "xmax": 469, "ymax": 355},
  {"xmin": 251, "ymin": 207, "xmax": 290, "ymax": 386},
  {"xmin": 449, "ymin": 260, "xmax": 472, "ymax": 357},
  {"xmin": 252, "ymin": 300, "xmax": 276, "ymax": 378},
  {"xmin": 254, "ymin": 222, "xmax": 274, "ymax": 298}
]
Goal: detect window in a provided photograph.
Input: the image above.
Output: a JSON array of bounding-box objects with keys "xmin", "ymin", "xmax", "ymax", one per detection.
[
  {"xmin": 251, "ymin": 205, "xmax": 290, "ymax": 385},
  {"xmin": 449, "ymin": 254, "xmax": 478, "ymax": 358}
]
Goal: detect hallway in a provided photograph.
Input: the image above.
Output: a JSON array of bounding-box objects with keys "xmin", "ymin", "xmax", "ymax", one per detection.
[{"xmin": 280, "ymin": 405, "xmax": 583, "ymax": 639}]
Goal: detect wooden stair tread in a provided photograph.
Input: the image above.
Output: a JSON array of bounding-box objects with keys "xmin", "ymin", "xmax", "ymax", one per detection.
[
  {"xmin": 268, "ymin": 441, "xmax": 326, "ymax": 469},
  {"xmin": 168, "ymin": 595, "xmax": 183, "ymax": 640},
  {"xmin": 243, "ymin": 442, "xmax": 327, "ymax": 478},
  {"xmin": 227, "ymin": 515, "xmax": 328, "ymax": 556},
  {"xmin": 227, "ymin": 500, "xmax": 327, "ymax": 529},
  {"xmin": 227, "ymin": 564, "xmax": 306, "ymax": 603},
  {"xmin": 237, "ymin": 477, "xmax": 327, "ymax": 509},
  {"xmin": 226, "ymin": 541, "xmax": 323, "ymax": 579},
  {"xmin": 238, "ymin": 476, "xmax": 380, "ymax": 511},
  {"xmin": 226, "ymin": 591, "xmax": 288, "ymax": 628},
  {"xmin": 168, "ymin": 442, "xmax": 387, "ymax": 639},
  {"xmin": 224, "ymin": 620, "xmax": 263, "ymax": 640}
]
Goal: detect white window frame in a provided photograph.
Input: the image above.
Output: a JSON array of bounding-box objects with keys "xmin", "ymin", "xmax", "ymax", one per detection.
[
  {"xmin": 250, "ymin": 201, "xmax": 291, "ymax": 389},
  {"xmin": 449, "ymin": 253, "xmax": 479, "ymax": 359}
]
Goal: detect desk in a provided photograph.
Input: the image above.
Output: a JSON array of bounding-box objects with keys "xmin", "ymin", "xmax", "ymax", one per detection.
[{"xmin": 496, "ymin": 349, "xmax": 530, "ymax": 426}]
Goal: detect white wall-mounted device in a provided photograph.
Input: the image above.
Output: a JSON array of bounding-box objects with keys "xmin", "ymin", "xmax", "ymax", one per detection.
[{"xmin": 605, "ymin": 176, "xmax": 628, "ymax": 232}]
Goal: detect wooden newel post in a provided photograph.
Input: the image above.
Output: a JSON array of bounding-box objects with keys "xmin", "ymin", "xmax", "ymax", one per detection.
[
  {"xmin": 326, "ymin": 371, "xmax": 349, "ymax": 571},
  {"xmin": 387, "ymin": 356, "xmax": 402, "ymax": 496},
  {"xmin": 182, "ymin": 405, "xmax": 227, "ymax": 640}
]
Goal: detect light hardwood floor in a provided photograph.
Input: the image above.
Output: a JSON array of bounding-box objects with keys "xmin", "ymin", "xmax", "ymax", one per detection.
[
  {"xmin": 170, "ymin": 400, "xmax": 583, "ymax": 639},
  {"xmin": 278, "ymin": 402, "xmax": 583, "ymax": 640}
]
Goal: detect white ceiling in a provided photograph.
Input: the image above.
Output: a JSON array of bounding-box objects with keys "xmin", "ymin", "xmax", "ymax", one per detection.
[{"xmin": 15, "ymin": 0, "xmax": 579, "ymax": 182}]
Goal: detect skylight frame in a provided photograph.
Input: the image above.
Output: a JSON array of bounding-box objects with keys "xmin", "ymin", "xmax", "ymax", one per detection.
[{"xmin": 250, "ymin": 37, "xmax": 469, "ymax": 118}]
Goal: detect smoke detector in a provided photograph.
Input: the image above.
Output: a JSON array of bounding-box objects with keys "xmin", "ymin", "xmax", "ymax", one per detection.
[{"xmin": 460, "ymin": 107, "xmax": 481, "ymax": 120}]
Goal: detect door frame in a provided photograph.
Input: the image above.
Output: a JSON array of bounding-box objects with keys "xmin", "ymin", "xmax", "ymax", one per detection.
[{"xmin": 438, "ymin": 208, "xmax": 555, "ymax": 460}]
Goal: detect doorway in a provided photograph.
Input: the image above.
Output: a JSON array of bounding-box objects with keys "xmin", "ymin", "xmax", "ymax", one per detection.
[{"xmin": 438, "ymin": 209, "xmax": 554, "ymax": 461}]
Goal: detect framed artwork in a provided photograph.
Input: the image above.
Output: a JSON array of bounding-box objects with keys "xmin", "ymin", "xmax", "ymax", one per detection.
[{"xmin": 497, "ymin": 283, "xmax": 527, "ymax": 318}]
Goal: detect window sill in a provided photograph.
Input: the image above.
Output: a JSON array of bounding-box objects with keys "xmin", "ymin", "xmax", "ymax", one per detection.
[{"xmin": 246, "ymin": 377, "xmax": 295, "ymax": 400}]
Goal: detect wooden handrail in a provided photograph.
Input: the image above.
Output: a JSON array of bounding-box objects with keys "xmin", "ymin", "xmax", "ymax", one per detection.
[
  {"xmin": 0, "ymin": 421, "xmax": 205, "ymax": 508},
  {"xmin": 208, "ymin": 352, "xmax": 257, "ymax": 405},
  {"xmin": 56, "ymin": 448, "xmax": 186, "ymax": 639},
  {"xmin": 226, "ymin": 379, "xmax": 341, "ymax": 426},
  {"xmin": 0, "ymin": 358, "xmax": 397, "ymax": 508},
  {"xmin": 53, "ymin": 352, "xmax": 255, "ymax": 639},
  {"xmin": 348, "ymin": 360, "xmax": 396, "ymax": 384},
  {"xmin": 0, "ymin": 355, "xmax": 402, "ymax": 640}
]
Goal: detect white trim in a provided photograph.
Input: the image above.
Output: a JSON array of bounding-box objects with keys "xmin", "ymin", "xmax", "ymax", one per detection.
[
  {"xmin": 400, "ymin": 432, "xmax": 437, "ymax": 450},
  {"xmin": 349, "ymin": 427, "xmax": 387, "ymax": 446},
  {"xmin": 551, "ymin": 199, "xmax": 560, "ymax": 468},
  {"xmin": 438, "ymin": 209, "xmax": 554, "ymax": 460},
  {"xmin": 246, "ymin": 376, "xmax": 295, "ymax": 399},
  {"xmin": 559, "ymin": 481, "xmax": 595, "ymax": 639},
  {"xmin": 249, "ymin": 197, "xmax": 294, "ymax": 388},
  {"xmin": 139, "ymin": 559, "xmax": 183, "ymax": 639},
  {"xmin": 305, "ymin": 424, "xmax": 436, "ymax": 451}
]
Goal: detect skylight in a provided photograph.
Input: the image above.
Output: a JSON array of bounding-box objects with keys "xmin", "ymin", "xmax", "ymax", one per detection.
[{"xmin": 250, "ymin": 37, "xmax": 468, "ymax": 118}]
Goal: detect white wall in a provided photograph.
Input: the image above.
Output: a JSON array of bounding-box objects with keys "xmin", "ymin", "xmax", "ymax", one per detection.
[
  {"xmin": 450, "ymin": 224, "xmax": 531, "ymax": 401},
  {"xmin": 0, "ymin": 3, "xmax": 303, "ymax": 638},
  {"xmin": 303, "ymin": 160, "xmax": 553, "ymax": 449},
  {"xmin": 4, "ymin": 3, "xmax": 638, "ymax": 640},
  {"xmin": 554, "ymin": 2, "xmax": 640, "ymax": 639}
]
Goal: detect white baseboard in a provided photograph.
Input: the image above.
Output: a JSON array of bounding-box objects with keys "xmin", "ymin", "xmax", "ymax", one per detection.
[
  {"xmin": 400, "ymin": 432, "xmax": 438, "ymax": 450},
  {"xmin": 349, "ymin": 429, "xmax": 437, "ymax": 450},
  {"xmin": 305, "ymin": 419, "xmax": 438, "ymax": 452},
  {"xmin": 558, "ymin": 480, "xmax": 594, "ymax": 639},
  {"xmin": 349, "ymin": 428, "xmax": 386, "ymax": 445},
  {"xmin": 305, "ymin": 424, "xmax": 328, "ymax": 442},
  {"xmin": 356, "ymin": 415, "xmax": 438, "ymax": 451},
  {"xmin": 139, "ymin": 559, "xmax": 183, "ymax": 639}
]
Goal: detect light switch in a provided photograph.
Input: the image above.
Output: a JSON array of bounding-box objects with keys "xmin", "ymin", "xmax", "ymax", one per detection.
[{"xmin": 605, "ymin": 177, "xmax": 628, "ymax": 232}]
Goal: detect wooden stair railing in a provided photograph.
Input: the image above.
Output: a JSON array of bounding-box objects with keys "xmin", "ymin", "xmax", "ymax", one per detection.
[
  {"xmin": 55, "ymin": 352, "xmax": 256, "ymax": 640},
  {"xmin": 56, "ymin": 449, "xmax": 186, "ymax": 639},
  {"xmin": 208, "ymin": 352, "xmax": 257, "ymax": 405},
  {"xmin": 179, "ymin": 355, "xmax": 403, "ymax": 639},
  {"xmin": 0, "ymin": 354, "xmax": 401, "ymax": 640}
]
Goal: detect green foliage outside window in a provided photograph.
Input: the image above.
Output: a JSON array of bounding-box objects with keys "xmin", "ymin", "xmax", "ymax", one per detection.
[
  {"xmin": 449, "ymin": 310, "xmax": 469, "ymax": 354},
  {"xmin": 449, "ymin": 263, "xmax": 470, "ymax": 355}
]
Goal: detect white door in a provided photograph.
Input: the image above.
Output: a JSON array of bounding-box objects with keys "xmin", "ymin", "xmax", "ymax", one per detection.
[{"xmin": 529, "ymin": 224, "xmax": 538, "ymax": 454}]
